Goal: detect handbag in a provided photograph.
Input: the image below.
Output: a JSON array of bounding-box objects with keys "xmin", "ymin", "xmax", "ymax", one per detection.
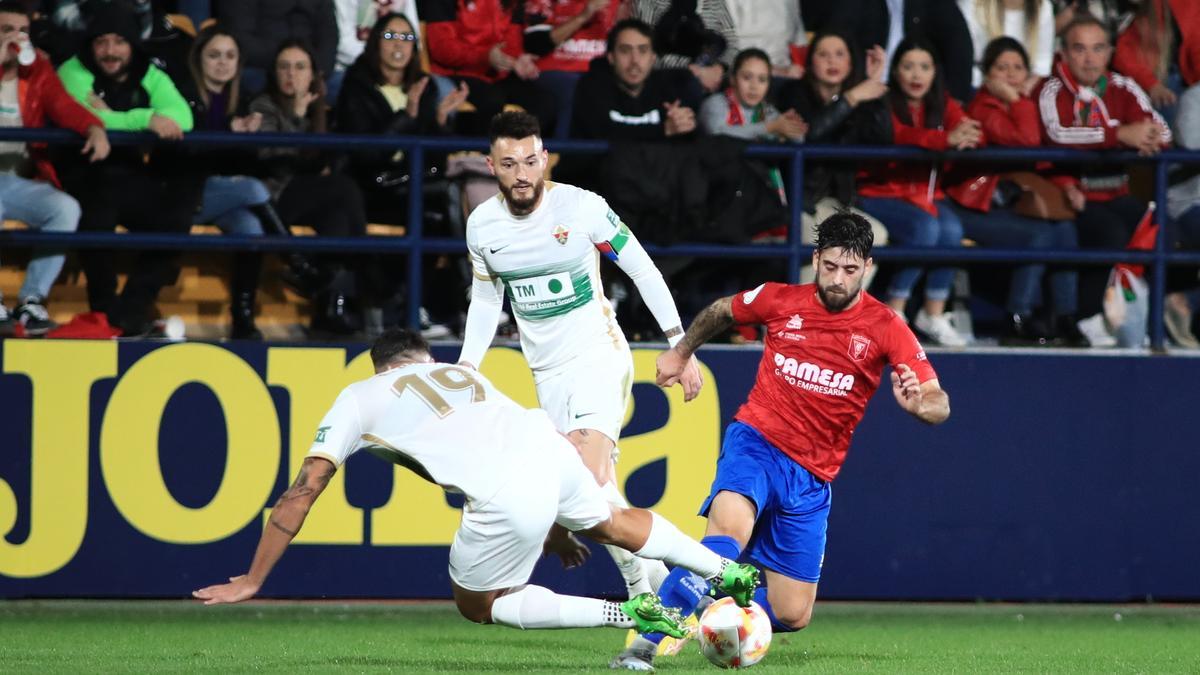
[
  {"xmin": 1102, "ymin": 266, "xmax": 1149, "ymax": 348},
  {"xmin": 1005, "ymin": 171, "xmax": 1075, "ymax": 221}
]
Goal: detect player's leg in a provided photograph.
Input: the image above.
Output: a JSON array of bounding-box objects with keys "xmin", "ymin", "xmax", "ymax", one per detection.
[
  {"xmin": 547, "ymin": 347, "xmax": 668, "ymax": 599},
  {"xmin": 447, "ymin": 441, "xmax": 685, "ymax": 636},
  {"xmin": 451, "ymin": 581, "xmax": 684, "ymax": 636},
  {"xmin": 613, "ymin": 423, "xmax": 803, "ymax": 670},
  {"xmin": 758, "ymin": 570, "xmax": 818, "ymax": 631}
]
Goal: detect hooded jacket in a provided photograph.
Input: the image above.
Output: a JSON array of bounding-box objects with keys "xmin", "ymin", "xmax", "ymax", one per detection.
[{"xmin": 55, "ymin": 3, "xmax": 192, "ymax": 134}]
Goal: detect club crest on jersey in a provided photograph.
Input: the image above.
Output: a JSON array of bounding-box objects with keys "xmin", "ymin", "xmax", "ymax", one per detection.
[
  {"xmin": 849, "ymin": 334, "xmax": 871, "ymax": 361},
  {"xmin": 787, "ymin": 315, "xmax": 804, "ymax": 330},
  {"xmin": 553, "ymin": 224, "xmax": 570, "ymax": 245}
]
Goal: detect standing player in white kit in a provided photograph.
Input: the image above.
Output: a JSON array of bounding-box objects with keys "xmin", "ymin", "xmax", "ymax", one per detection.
[
  {"xmin": 457, "ymin": 112, "xmax": 703, "ymax": 611},
  {"xmin": 193, "ymin": 329, "xmax": 758, "ymax": 636}
]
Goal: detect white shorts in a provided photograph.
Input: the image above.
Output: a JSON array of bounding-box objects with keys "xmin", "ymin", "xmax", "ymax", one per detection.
[
  {"xmin": 447, "ymin": 429, "xmax": 612, "ymax": 592},
  {"xmin": 535, "ymin": 345, "xmax": 633, "ymax": 444}
]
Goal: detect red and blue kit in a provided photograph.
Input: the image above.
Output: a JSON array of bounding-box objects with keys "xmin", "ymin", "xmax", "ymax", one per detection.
[{"xmin": 731, "ymin": 282, "xmax": 938, "ymax": 482}]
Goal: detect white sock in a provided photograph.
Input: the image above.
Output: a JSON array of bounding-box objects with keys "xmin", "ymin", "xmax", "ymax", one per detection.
[
  {"xmin": 489, "ymin": 584, "xmax": 634, "ymax": 630},
  {"xmin": 634, "ymin": 511, "xmax": 723, "ymax": 579},
  {"xmin": 600, "ymin": 480, "xmax": 670, "ymax": 597}
]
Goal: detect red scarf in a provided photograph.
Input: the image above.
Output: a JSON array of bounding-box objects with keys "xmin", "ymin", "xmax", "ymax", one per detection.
[
  {"xmin": 724, "ymin": 87, "xmax": 764, "ymax": 126},
  {"xmin": 1055, "ymin": 61, "xmax": 1112, "ymax": 129}
]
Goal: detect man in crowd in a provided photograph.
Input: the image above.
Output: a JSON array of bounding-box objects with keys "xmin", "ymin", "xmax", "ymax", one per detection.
[
  {"xmin": 1037, "ymin": 14, "xmax": 1171, "ymax": 347},
  {"xmin": 0, "ymin": 0, "xmax": 108, "ymax": 335},
  {"xmin": 56, "ymin": 1, "xmax": 196, "ymax": 336}
]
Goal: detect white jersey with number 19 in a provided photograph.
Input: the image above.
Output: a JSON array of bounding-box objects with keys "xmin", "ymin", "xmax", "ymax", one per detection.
[{"xmin": 305, "ymin": 362, "xmax": 555, "ymax": 505}]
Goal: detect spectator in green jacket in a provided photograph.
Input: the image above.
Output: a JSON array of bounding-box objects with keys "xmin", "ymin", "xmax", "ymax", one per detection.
[{"xmin": 54, "ymin": 1, "xmax": 199, "ymax": 337}]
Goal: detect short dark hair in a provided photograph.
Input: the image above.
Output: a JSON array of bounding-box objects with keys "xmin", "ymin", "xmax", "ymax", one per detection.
[
  {"xmin": 489, "ymin": 110, "xmax": 541, "ymax": 145},
  {"xmin": 0, "ymin": 1, "xmax": 29, "ymax": 18},
  {"xmin": 1061, "ymin": 13, "xmax": 1110, "ymax": 45},
  {"xmin": 732, "ymin": 47, "xmax": 771, "ymax": 74},
  {"xmin": 981, "ymin": 36, "xmax": 1030, "ymax": 75},
  {"xmin": 815, "ymin": 210, "xmax": 874, "ymax": 260},
  {"xmin": 606, "ymin": 18, "xmax": 653, "ymax": 55},
  {"xmin": 370, "ymin": 328, "xmax": 431, "ymax": 370}
]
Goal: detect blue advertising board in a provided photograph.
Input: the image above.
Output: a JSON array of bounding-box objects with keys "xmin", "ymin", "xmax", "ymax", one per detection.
[{"xmin": 1, "ymin": 340, "xmax": 1196, "ymax": 601}]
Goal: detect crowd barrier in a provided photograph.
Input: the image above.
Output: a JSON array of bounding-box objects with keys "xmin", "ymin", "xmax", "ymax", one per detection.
[{"xmin": 2, "ymin": 128, "xmax": 1199, "ymax": 348}]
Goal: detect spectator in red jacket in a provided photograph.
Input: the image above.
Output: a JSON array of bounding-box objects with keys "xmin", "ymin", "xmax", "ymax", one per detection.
[
  {"xmin": 1037, "ymin": 14, "xmax": 1171, "ymax": 346},
  {"xmin": 946, "ymin": 37, "xmax": 1081, "ymax": 345},
  {"xmin": 423, "ymin": 0, "xmax": 555, "ymax": 134},
  {"xmin": 522, "ymin": 0, "xmax": 619, "ymax": 137},
  {"xmin": 857, "ymin": 37, "xmax": 982, "ymax": 347},
  {"xmin": 1112, "ymin": 0, "xmax": 1199, "ymax": 113},
  {"xmin": 0, "ymin": 0, "xmax": 107, "ymax": 336}
]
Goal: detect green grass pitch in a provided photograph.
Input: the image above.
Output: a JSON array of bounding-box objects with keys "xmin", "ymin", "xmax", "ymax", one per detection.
[{"xmin": 2, "ymin": 600, "xmax": 1198, "ymax": 673}]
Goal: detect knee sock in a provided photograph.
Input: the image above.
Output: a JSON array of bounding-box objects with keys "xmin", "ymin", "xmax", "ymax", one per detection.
[
  {"xmin": 489, "ymin": 584, "xmax": 635, "ymax": 630},
  {"xmin": 633, "ymin": 513, "xmax": 726, "ymax": 579},
  {"xmin": 638, "ymin": 535, "xmax": 743, "ymax": 647},
  {"xmin": 600, "ymin": 481, "xmax": 668, "ymax": 597}
]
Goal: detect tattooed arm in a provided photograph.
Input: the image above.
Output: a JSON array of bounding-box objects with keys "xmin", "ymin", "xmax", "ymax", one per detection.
[
  {"xmin": 654, "ymin": 296, "xmax": 734, "ymax": 391},
  {"xmin": 193, "ymin": 457, "xmax": 337, "ymax": 605}
]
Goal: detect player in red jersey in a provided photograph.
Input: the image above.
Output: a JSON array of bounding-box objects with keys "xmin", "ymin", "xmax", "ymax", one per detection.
[{"xmin": 612, "ymin": 211, "xmax": 951, "ymax": 671}]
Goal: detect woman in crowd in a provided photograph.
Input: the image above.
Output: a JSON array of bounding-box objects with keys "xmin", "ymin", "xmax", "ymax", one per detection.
[
  {"xmin": 946, "ymin": 37, "xmax": 1082, "ymax": 344},
  {"xmin": 777, "ymin": 30, "xmax": 891, "ymax": 285},
  {"xmin": 335, "ymin": 12, "xmax": 466, "ymax": 223},
  {"xmin": 334, "ymin": 12, "xmax": 467, "ymax": 337},
  {"xmin": 251, "ymin": 40, "xmax": 368, "ymax": 335},
  {"xmin": 857, "ymin": 38, "xmax": 982, "ymax": 347},
  {"xmin": 179, "ymin": 24, "xmax": 276, "ymax": 339}
]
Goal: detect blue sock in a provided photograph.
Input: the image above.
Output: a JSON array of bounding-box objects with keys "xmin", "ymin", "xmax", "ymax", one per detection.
[
  {"xmin": 643, "ymin": 535, "xmax": 743, "ymax": 645},
  {"xmin": 753, "ymin": 586, "xmax": 797, "ymax": 633}
]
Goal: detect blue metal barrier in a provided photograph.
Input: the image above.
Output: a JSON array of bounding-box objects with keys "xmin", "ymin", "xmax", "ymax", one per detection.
[{"xmin": 1, "ymin": 128, "xmax": 1197, "ymax": 348}]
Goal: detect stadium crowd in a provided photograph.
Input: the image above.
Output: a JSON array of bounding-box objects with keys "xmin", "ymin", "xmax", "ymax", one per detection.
[{"xmin": 0, "ymin": 0, "xmax": 1197, "ymax": 348}]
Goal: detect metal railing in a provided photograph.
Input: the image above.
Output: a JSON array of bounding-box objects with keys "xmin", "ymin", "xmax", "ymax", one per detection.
[{"xmin": 1, "ymin": 128, "xmax": 1198, "ymax": 349}]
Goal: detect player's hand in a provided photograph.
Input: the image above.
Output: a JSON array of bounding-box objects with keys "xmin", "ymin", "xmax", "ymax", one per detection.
[
  {"xmin": 543, "ymin": 531, "xmax": 591, "ymax": 570},
  {"xmin": 193, "ymin": 574, "xmax": 261, "ymax": 605},
  {"xmin": 890, "ymin": 363, "xmax": 923, "ymax": 413},
  {"xmin": 655, "ymin": 346, "xmax": 688, "ymax": 389},
  {"xmin": 677, "ymin": 354, "xmax": 704, "ymax": 402}
]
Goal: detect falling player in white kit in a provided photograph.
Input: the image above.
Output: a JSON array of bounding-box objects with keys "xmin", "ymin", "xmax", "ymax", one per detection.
[
  {"xmin": 193, "ymin": 330, "xmax": 758, "ymax": 635},
  {"xmin": 457, "ymin": 112, "xmax": 704, "ymax": 610}
]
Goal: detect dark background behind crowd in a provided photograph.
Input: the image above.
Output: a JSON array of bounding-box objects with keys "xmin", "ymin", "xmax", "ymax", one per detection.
[{"xmin": 0, "ymin": 0, "xmax": 1197, "ymax": 350}]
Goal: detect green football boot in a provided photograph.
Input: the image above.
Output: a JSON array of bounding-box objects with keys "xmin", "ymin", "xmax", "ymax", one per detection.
[
  {"xmin": 711, "ymin": 561, "xmax": 761, "ymax": 607},
  {"xmin": 620, "ymin": 593, "xmax": 686, "ymax": 639}
]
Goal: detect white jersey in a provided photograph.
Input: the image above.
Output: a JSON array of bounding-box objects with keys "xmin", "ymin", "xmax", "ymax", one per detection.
[
  {"xmin": 467, "ymin": 182, "xmax": 631, "ymax": 373},
  {"xmin": 306, "ymin": 362, "xmax": 555, "ymax": 505}
]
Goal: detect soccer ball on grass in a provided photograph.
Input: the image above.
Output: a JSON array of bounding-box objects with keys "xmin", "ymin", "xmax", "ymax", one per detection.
[{"xmin": 696, "ymin": 596, "xmax": 772, "ymax": 668}]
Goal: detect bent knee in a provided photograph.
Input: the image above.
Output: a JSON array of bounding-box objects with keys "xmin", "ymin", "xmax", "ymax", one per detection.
[
  {"xmin": 455, "ymin": 598, "xmax": 494, "ymax": 624},
  {"xmin": 773, "ymin": 606, "xmax": 814, "ymax": 631}
]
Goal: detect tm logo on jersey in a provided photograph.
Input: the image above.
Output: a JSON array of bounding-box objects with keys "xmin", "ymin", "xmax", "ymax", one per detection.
[{"xmin": 773, "ymin": 352, "xmax": 855, "ymax": 397}]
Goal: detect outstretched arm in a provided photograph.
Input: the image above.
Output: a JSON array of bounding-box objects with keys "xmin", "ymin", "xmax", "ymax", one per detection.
[
  {"xmin": 655, "ymin": 295, "xmax": 733, "ymax": 393},
  {"xmin": 193, "ymin": 456, "xmax": 336, "ymax": 604},
  {"xmin": 890, "ymin": 365, "xmax": 951, "ymax": 425}
]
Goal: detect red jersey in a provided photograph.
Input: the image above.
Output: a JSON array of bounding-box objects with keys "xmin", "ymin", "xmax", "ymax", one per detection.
[{"xmin": 730, "ymin": 282, "xmax": 938, "ymax": 482}]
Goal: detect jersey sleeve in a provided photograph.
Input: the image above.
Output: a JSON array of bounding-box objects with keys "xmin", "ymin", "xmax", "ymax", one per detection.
[
  {"xmin": 881, "ymin": 314, "xmax": 938, "ymax": 383},
  {"xmin": 305, "ymin": 388, "xmax": 364, "ymax": 466},
  {"xmin": 730, "ymin": 282, "xmax": 787, "ymax": 325},
  {"xmin": 579, "ymin": 190, "xmax": 629, "ymax": 258}
]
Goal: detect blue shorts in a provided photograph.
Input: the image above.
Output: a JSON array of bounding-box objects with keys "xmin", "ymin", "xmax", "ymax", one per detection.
[{"xmin": 699, "ymin": 421, "xmax": 832, "ymax": 583}]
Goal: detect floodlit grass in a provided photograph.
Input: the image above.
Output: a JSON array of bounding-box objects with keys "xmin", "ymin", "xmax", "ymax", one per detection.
[{"xmin": 2, "ymin": 600, "xmax": 1198, "ymax": 673}]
